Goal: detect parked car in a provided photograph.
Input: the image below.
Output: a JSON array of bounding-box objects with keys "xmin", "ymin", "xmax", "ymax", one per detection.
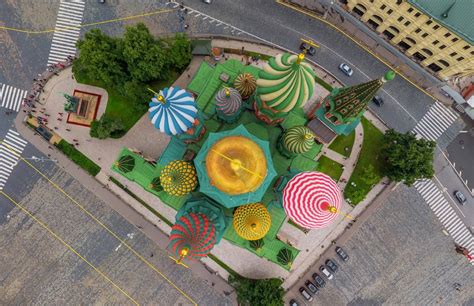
[
  {"xmin": 335, "ymin": 246, "xmax": 349, "ymax": 261},
  {"xmin": 299, "ymin": 42, "xmax": 317, "ymax": 56},
  {"xmin": 299, "ymin": 287, "xmax": 313, "ymax": 302},
  {"xmin": 319, "ymin": 265, "xmax": 333, "ymax": 280},
  {"xmin": 339, "ymin": 63, "xmax": 353, "ymax": 76},
  {"xmin": 312, "ymin": 273, "xmax": 326, "ymax": 288},
  {"xmin": 454, "ymin": 190, "xmax": 467, "ymax": 205},
  {"xmin": 372, "ymin": 95, "xmax": 384, "ymax": 106},
  {"xmin": 326, "ymin": 259, "xmax": 338, "ymax": 272},
  {"xmin": 289, "ymin": 299, "xmax": 299, "ymax": 306},
  {"xmin": 305, "ymin": 280, "xmax": 319, "ymax": 294}
]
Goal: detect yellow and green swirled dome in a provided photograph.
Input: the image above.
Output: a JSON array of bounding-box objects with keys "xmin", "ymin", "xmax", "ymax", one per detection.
[
  {"xmin": 256, "ymin": 53, "xmax": 315, "ymax": 113},
  {"xmin": 283, "ymin": 126, "xmax": 315, "ymax": 154},
  {"xmin": 233, "ymin": 203, "xmax": 271, "ymax": 241},
  {"xmin": 160, "ymin": 160, "xmax": 197, "ymax": 196}
]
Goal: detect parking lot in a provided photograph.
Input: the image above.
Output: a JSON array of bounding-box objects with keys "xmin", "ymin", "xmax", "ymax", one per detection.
[{"xmin": 286, "ymin": 185, "xmax": 474, "ymax": 305}]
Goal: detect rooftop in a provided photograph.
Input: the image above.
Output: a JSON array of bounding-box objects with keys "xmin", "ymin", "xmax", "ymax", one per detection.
[{"xmin": 408, "ymin": 0, "xmax": 474, "ymax": 44}]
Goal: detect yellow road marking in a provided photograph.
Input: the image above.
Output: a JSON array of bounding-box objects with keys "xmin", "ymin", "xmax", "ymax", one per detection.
[
  {"xmin": 276, "ymin": 0, "xmax": 438, "ymax": 102},
  {"xmin": 0, "ymin": 8, "xmax": 176, "ymax": 34},
  {"xmin": 0, "ymin": 140, "xmax": 198, "ymax": 306},
  {"xmin": 0, "ymin": 191, "xmax": 139, "ymax": 306}
]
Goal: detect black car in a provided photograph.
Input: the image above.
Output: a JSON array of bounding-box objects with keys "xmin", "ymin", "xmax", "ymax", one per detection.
[
  {"xmin": 312, "ymin": 273, "xmax": 326, "ymax": 288},
  {"xmin": 299, "ymin": 42, "xmax": 317, "ymax": 56},
  {"xmin": 335, "ymin": 246, "xmax": 349, "ymax": 261},
  {"xmin": 305, "ymin": 280, "xmax": 319, "ymax": 294},
  {"xmin": 372, "ymin": 95, "xmax": 384, "ymax": 106},
  {"xmin": 289, "ymin": 299, "xmax": 299, "ymax": 306},
  {"xmin": 326, "ymin": 259, "xmax": 338, "ymax": 272},
  {"xmin": 454, "ymin": 190, "xmax": 467, "ymax": 205}
]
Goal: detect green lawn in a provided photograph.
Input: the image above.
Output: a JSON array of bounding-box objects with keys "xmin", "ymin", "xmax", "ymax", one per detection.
[
  {"xmin": 344, "ymin": 118, "xmax": 384, "ymax": 205},
  {"xmin": 55, "ymin": 140, "xmax": 101, "ymax": 176},
  {"xmin": 314, "ymin": 75, "xmax": 333, "ymax": 92},
  {"xmin": 316, "ymin": 155, "xmax": 344, "ymax": 181},
  {"xmin": 328, "ymin": 130, "xmax": 355, "ymax": 158},
  {"xmin": 74, "ymin": 70, "xmax": 179, "ymax": 135}
]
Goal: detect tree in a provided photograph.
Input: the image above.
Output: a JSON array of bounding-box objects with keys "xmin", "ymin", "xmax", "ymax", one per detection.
[
  {"xmin": 75, "ymin": 29, "xmax": 128, "ymax": 87},
  {"xmin": 122, "ymin": 23, "xmax": 168, "ymax": 82},
  {"xmin": 168, "ymin": 33, "xmax": 192, "ymax": 72},
  {"xmin": 90, "ymin": 114, "xmax": 125, "ymax": 139},
  {"xmin": 121, "ymin": 80, "xmax": 151, "ymax": 111},
  {"xmin": 361, "ymin": 164, "xmax": 380, "ymax": 187},
  {"xmin": 229, "ymin": 275, "xmax": 284, "ymax": 306},
  {"xmin": 381, "ymin": 129, "xmax": 435, "ymax": 186}
]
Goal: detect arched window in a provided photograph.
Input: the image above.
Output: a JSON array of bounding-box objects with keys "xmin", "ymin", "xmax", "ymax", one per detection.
[
  {"xmin": 405, "ymin": 37, "xmax": 417, "ymax": 45},
  {"xmin": 371, "ymin": 15, "xmax": 384, "ymax": 23},
  {"xmin": 388, "ymin": 26, "xmax": 400, "ymax": 34},
  {"xmin": 421, "ymin": 48, "xmax": 433, "ymax": 56},
  {"xmin": 438, "ymin": 59, "xmax": 450, "ymax": 67},
  {"xmin": 353, "ymin": 4, "xmax": 367, "ymax": 17}
]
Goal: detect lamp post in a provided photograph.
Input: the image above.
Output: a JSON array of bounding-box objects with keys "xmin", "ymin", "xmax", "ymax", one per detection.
[{"xmin": 323, "ymin": 0, "xmax": 335, "ymax": 20}]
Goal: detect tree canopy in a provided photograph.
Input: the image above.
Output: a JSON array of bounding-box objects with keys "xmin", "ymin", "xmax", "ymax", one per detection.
[
  {"xmin": 381, "ymin": 129, "xmax": 435, "ymax": 186},
  {"xmin": 90, "ymin": 114, "xmax": 125, "ymax": 139},
  {"xmin": 229, "ymin": 275, "xmax": 284, "ymax": 306}
]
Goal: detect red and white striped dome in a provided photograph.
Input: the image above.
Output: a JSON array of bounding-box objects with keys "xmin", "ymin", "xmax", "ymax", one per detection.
[{"xmin": 283, "ymin": 172, "xmax": 341, "ymax": 229}]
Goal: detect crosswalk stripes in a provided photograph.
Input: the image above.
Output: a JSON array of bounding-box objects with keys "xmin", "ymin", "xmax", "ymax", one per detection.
[
  {"xmin": 413, "ymin": 179, "xmax": 474, "ymax": 265},
  {"xmin": 0, "ymin": 83, "xmax": 28, "ymax": 112},
  {"xmin": 412, "ymin": 101, "xmax": 458, "ymax": 141},
  {"xmin": 47, "ymin": 0, "xmax": 85, "ymax": 66},
  {"xmin": 0, "ymin": 130, "xmax": 28, "ymax": 191}
]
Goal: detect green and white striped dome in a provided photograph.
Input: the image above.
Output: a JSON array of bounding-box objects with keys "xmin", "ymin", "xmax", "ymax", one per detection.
[
  {"xmin": 283, "ymin": 126, "xmax": 315, "ymax": 154},
  {"xmin": 256, "ymin": 53, "xmax": 316, "ymax": 113}
]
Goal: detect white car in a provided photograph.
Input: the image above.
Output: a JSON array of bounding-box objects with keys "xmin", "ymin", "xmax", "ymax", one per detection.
[
  {"xmin": 339, "ymin": 63, "xmax": 353, "ymax": 76},
  {"xmin": 319, "ymin": 265, "xmax": 334, "ymax": 280}
]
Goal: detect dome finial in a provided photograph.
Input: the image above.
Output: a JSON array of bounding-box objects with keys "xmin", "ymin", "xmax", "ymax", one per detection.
[
  {"xmin": 296, "ymin": 52, "xmax": 305, "ymax": 64},
  {"xmin": 382, "ymin": 70, "xmax": 396, "ymax": 83}
]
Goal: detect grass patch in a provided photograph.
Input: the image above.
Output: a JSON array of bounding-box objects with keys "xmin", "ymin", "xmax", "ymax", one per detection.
[
  {"xmin": 344, "ymin": 118, "xmax": 384, "ymax": 205},
  {"xmin": 74, "ymin": 70, "xmax": 179, "ymax": 134},
  {"xmin": 208, "ymin": 254, "xmax": 242, "ymax": 278},
  {"xmin": 329, "ymin": 130, "xmax": 355, "ymax": 158},
  {"xmin": 109, "ymin": 176, "xmax": 173, "ymax": 227},
  {"xmin": 55, "ymin": 140, "xmax": 101, "ymax": 176},
  {"xmin": 316, "ymin": 155, "xmax": 343, "ymax": 181},
  {"xmin": 314, "ymin": 75, "xmax": 333, "ymax": 92}
]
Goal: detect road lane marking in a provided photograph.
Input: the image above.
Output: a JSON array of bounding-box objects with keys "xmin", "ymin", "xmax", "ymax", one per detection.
[
  {"xmin": 0, "ymin": 139, "xmax": 198, "ymax": 306},
  {"xmin": 0, "ymin": 191, "xmax": 139, "ymax": 305}
]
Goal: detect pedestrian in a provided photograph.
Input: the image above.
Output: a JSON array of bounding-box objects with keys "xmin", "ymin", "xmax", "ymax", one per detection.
[
  {"xmin": 44, "ymin": 113, "xmax": 50, "ymax": 117},
  {"xmin": 54, "ymin": 72, "xmax": 59, "ymax": 76},
  {"xmin": 23, "ymin": 110, "xmax": 27, "ymax": 113},
  {"xmin": 58, "ymin": 112, "xmax": 63, "ymax": 116},
  {"xmin": 47, "ymin": 154, "xmax": 51, "ymax": 157},
  {"xmin": 72, "ymin": 139, "xmax": 78, "ymax": 142},
  {"xmin": 48, "ymin": 146, "xmax": 53, "ymax": 149},
  {"xmin": 150, "ymin": 253, "xmax": 154, "ymax": 257},
  {"xmin": 57, "ymin": 118, "xmax": 62, "ymax": 121},
  {"xmin": 65, "ymin": 128, "xmax": 71, "ymax": 132},
  {"xmin": 54, "ymin": 127, "xmax": 58, "ymax": 130}
]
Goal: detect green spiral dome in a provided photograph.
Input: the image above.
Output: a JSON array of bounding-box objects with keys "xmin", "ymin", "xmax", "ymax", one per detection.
[
  {"xmin": 160, "ymin": 160, "xmax": 197, "ymax": 196},
  {"xmin": 283, "ymin": 126, "xmax": 315, "ymax": 154}
]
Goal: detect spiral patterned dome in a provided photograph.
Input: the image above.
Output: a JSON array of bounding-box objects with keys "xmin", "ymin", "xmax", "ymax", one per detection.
[
  {"xmin": 256, "ymin": 53, "xmax": 315, "ymax": 113},
  {"xmin": 233, "ymin": 203, "xmax": 271, "ymax": 241},
  {"xmin": 234, "ymin": 73, "xmax": 257, "ymax": 99},
  {"xmin": 283, "ymin": 126, "xmax": 315, "ymax": 154},
  {"xmin": 160, "ymin": 160, "xmax": 197, "ymax": 196},
  {"xmin": 215, "ymin": 87, "xmax": 242, "ymax": 115},
  {"xmin": 168, "ymin": 212, "xmax": 216, "ymax": 259}
]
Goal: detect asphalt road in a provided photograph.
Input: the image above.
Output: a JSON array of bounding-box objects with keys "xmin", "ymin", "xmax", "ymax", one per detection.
[{"xmin": 286, "ymin": 185, "xmax": 474, "ymax": 305}]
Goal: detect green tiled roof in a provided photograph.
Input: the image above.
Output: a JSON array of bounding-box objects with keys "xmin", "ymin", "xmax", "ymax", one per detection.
[{"xmin": 408, "ymin": 0, "xmax": 474, "ymax": 44}]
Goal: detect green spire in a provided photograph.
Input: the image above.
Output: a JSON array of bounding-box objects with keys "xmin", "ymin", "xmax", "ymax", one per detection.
[{"xmin": 324, "ymin": 71, "xmax": 395, "ymax": 124}]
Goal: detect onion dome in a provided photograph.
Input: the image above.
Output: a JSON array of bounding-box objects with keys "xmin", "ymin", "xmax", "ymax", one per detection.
[
  {"xmin": 283, "ymin": 126, "xmax": 315, "ymax": 154},
  {"xmin": 233, "ymin": 203, "xmax": 271, "ymax": 241},
  {"xmin": 115, "ymin": 155, "xmax": 135, "ymax": 173},
  {"xmin": 249, "ymin": 238, "xmax": 265, "ymax": 251},
  {"xmin": 168, "ymin": 212, "xmax": 217, "ymax": 259},
  {"xmin": 148, "ymin": 86, "xmax": 197, "ymax": 136},
  {"xmin": 256, "ymin": 53, "xmax": 315, "ymax": 113},
  {"xmin": 283, "ymin": 172, "xmax": 341, "ymax": 229},
  {"xmin": 205, "ymin": 136, "xmax": 267, "ymax": 195},
  {"xmin": 234, "ymin": 73, "xmax": 257, "ymax": 99},
  {"xmin": 160, "ymin": 160, "xmax": 197, "ymax": 196},
  {"xmin": 148, "ymin": 177, "xmax": 163, "ymax": 192},
  {"xmin": 215, "ymin": 87, "xmax": 242, "ymax": 116},
  {"xmin": 277, "ymin": 248, "xmax": 294, "ymax": 267}
]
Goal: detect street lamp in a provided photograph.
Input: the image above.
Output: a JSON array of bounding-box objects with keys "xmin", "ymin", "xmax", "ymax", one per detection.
[{"xmin": 323, "ymin": 0, "xmax": 335, "ymax": 19}]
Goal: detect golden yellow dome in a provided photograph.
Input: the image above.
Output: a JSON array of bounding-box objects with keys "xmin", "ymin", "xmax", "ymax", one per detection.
[
  {"xmin": 160, "ymin": 160, "xmax": 197, "ymax": 196},
  {"xmin": 233, "ymin": 203, "xmax": 271, "ymax": 240},
  {"xmin": 205, "ymin": 136, "xmax": 267, "ymax": 195}
]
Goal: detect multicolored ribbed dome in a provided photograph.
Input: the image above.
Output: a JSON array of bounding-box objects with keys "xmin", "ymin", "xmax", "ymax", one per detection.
[
  {"xmin": 283, "ymin": 126, "xmax": 315, "ymax": 154},
  {"xmin": 148, "ymin": 86, "xmax": 197, "ymax": 136},
  {"xmin": 215, "ymin": 87, "xmax": 242, "ymax": 115},
  {"xmin": 256, "ymin": 53, "xmax": 315, "ymax": 113},
  {"xmin": 234, "ymin": 73, "xmax": 257, "ymax": 99},
  {"xmin": 168, "ymin": 212, "xmax": 216, "ymax": 259},
  {"xmin": 160, "ymin": 160, "xmax": 197, "ymax": 196},
  {"xmin": 233, "ymin": 203, "xmax": 271, "ymax": 241},
  {"xmin": 115, "ymin": 155, "xmax": 135, "ymax": 173}
]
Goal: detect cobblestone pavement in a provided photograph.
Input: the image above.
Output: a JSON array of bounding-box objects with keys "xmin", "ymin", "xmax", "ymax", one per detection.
[
  {"xmin": 287, "ymin": 185, "xmax": 474, "ymax": 305},
  {"xmin": 0, "ymin": 160, "xmax": 232, "ymax": 305}
]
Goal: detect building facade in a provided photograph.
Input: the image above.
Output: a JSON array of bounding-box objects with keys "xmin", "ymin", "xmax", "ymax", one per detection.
[{"xmin": 345, "ymin": 0, "xmax": 474, "ymax": 80}]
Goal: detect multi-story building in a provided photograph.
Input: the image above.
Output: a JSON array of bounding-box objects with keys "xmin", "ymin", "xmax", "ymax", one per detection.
[{"xmin": 345, "ymin": 0, "xmax": 473, "ymax": 80}]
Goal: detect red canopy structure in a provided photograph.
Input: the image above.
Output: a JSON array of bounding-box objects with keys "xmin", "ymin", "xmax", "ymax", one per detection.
[
  {"xmin": 168, "ymin": 212, "xmax": 217, "ymax": 260},
  {"xmin": 282, "ymin": 172, "xmax": 341, "ymax": 229}
]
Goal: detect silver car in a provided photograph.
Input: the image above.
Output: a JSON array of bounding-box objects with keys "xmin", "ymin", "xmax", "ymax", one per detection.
[
  {"xmin": 319, "ymin": 265, "xmax": 333, "ymax": 280},
  {"xmin": 339, "ymin": 63, "xmax": 353, "ymax": 76}
]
